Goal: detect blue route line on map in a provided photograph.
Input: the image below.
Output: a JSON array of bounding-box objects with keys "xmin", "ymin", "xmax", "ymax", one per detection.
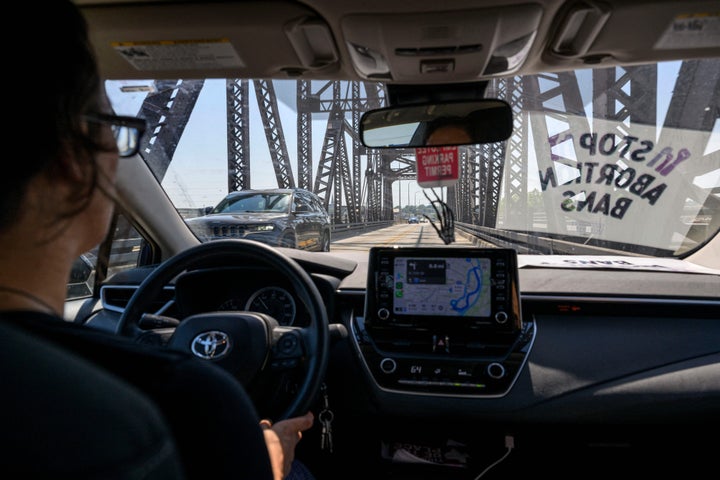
[{"xmin": 449, "ymin": 259, "xmax": 483, "ymax": 315}]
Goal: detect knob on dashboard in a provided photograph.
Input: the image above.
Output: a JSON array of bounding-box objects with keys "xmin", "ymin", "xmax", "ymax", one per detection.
[
  {"xmin": 380, "ymin": 358, "xmax": 397, "ymax": 374},
  {"xmin": 487, "ymin": 362, "xmax": 506, "ymax": 379},
  {"xmin": 378, "ymin": 308, "xmax": 390, "ymax": 320},
  {"xmin": 494, "ymin": 311, "xmax": 508, "ymax": 324}
]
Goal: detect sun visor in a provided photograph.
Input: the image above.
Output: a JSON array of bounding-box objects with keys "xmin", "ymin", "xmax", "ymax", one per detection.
[
  {"xmin": 340, "ymin": 4, "xmax": 543, "ymax": 82},
  {"xmin": 547, "ymin": 0, "xmax": 720, "ymax": 67},
  {"xmin": 80, "ymin": 1, "xmax": 340, "ymax": 80}
]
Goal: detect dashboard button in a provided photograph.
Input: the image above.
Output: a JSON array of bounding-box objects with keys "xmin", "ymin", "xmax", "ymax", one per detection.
[
  {"xmin": 379, "ymin": 357, "xmax": 397, "ymax": 374},
  {"xmin": 494, "ymin": 311, "xmax": 508, "ymax": 324},
  {"xmin": 487, "ymin": 362, "xmax": 506, "ymax": 379}
]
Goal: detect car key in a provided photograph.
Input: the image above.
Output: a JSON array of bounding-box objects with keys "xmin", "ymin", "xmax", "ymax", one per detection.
[{"xmin": 318, "ymin": 383, "xmax": 334, "ymax": 453}]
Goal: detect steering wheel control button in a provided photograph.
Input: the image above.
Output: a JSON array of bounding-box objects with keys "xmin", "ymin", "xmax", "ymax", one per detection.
[
  {"xmin": 271, "ymin": 358, "xmax": 299, "ymax": 370},
  {"xmin": 191, "ymin": 331, "xmax": 231, "ymax": 359},
  {"xmin": 278, "ymin": 332, "xmax": 299, "ymax": 354}
]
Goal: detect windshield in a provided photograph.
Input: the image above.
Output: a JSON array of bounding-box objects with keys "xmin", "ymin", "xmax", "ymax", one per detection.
[
  {"xmin": 106, "ymin": 58, "xmax": 720, "ymax": 257},
  {"xmin": 213, "ymin": 192, "xmax": 291, "ymax": 214}
]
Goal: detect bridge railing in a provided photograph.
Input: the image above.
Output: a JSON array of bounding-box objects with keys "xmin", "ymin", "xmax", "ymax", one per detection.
[
  {"xmin": 103, "ymin": 220, "xmax": 393, "ymax": 272},
  {"xmin": 455, "ymin": 222, "xmax": 636, "ymax": 256},
  {"xmin": 102, "ymin": 221, "xmax": 630, "ymax": 274},
  {"xmin": 331, "ymin": 220, "xmax": 392, "ymax": 235}
]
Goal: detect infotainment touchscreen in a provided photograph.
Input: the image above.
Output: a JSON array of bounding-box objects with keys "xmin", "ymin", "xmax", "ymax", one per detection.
[
  {"xmin": 392, "ymin": 256, "xmax": 492, "ymax": 317},
  {"xmin": 366, "ymin": 247, "xmax": 522, "ymax": 333}
]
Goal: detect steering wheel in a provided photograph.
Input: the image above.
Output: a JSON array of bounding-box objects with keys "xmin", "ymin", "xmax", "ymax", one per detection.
[{"xmin": 117, "ymin": 239, "xmax": 329, "ymax": 421}]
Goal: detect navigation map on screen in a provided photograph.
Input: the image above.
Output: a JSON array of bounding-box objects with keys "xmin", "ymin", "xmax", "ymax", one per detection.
[{"xmin": 393, "ymin": 257, "xmax": 492, "ymax": 317}]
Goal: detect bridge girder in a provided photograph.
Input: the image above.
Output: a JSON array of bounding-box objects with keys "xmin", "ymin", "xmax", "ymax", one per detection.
[{"xmin": 138, "ymin": 65, "xmax": 713, "ymax": 231}]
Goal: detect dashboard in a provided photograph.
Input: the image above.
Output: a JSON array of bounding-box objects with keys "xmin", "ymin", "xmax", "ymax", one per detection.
[
  {"xmin": 91, "ymin": 248, "xmax": 720, "ymax": 414},
  {"xmin": 97, "ymin": 265, "xmax": 340, "ymax": 332},
  {"xmin": 174, "ymin": 267, "xmax": 310, "ymax": 327},
  {"xmin": 325, "ymin": 249, "xmax": 720, "ymax": 419},
  {"xmin": 357, "ymin": 247, "xmax": 530, "ymax": 397},
  {"xmin": 84, "ymin": 246, "xmax": 720, "ymax": 477}
]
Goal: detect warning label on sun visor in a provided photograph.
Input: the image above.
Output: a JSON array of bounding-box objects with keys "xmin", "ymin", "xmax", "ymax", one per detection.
[
  {"xmin": 112, "ymin": 39, "xmax": 243, "ymax": 71},
  {"xmin": 655, "ymin": 13, "xmax": 720, "ymax": 49},
  {"xmin": 415, "ymin": 147, "xmax": 460, "ymax": 187}
]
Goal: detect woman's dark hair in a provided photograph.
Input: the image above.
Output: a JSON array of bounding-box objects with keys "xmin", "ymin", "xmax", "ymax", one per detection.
[{"xmin": 2, "ymin": 0, "xmax": 109, "ymax": 231}]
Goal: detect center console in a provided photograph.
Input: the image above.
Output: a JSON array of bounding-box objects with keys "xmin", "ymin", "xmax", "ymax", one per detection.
[{"xmin": 353, "ymin": 246, "xmax": 534, "ymax": 397}]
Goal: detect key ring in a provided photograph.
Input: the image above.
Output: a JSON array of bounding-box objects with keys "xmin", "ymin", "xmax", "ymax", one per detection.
[{"xmin": 318, "ymin": 409, "xmax": 334, "ymax": 423}]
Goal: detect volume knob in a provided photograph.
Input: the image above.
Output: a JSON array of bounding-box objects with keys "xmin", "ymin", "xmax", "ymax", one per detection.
[
  {"xmin": 380, "ymin": 358, "xmax": 397, "ymax": 374},
  {"xmin": 494, "ymin": 311, "xmax": 508, "ymax": 324},
  {"xmin": 487, "ymin": 362, "xmax": 506, "ymax": 379}
]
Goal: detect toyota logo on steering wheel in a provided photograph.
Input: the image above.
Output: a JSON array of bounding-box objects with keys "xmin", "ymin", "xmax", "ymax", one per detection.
[{"xmin": 191, "ymin": 331, "xmax": 231, "ymax": 359}]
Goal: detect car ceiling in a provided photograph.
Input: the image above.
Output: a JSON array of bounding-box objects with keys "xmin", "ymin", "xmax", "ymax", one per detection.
[{"xmin": 74, "ymin": 0, "xmax": 720, "ymax": 84}]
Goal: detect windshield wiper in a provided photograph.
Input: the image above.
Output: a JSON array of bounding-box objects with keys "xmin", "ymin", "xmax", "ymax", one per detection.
[{"xmin": 422, "ymin": 188, "xmax": 455, "ymax": 245}]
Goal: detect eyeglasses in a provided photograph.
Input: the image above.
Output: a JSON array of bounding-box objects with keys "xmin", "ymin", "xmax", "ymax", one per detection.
[{"xmin": 84, "ymin": 113, "xmax": 147, "ymax": 157}]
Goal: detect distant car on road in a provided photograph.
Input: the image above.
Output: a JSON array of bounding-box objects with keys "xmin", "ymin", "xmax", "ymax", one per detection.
[
  {"xmin": 407, "ymin": 216, "xmax": 419, "ymax": 224},
  {"xmin": 185, "ymin": 188, "xmax": 331, "ymax": 251}
]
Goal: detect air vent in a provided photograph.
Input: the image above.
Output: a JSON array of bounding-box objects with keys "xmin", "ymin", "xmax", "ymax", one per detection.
[{"xmin": 101, "ymin": 285, "xmax": 175, "ymax": 313}]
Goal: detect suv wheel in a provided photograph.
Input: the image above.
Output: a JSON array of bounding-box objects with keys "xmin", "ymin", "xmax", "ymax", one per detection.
[
  {"xmin": 320, "ymin": 231, "xmax": 330, "ymax": 252},
  {"xmin": 280, "ymin": 232, "xmax": 296, "ymax": 249}
]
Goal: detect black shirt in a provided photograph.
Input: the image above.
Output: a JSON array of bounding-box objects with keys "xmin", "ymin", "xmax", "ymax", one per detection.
[{"xmin": 1, "ymin": 311, "xmax": 274, "ymax": 480}]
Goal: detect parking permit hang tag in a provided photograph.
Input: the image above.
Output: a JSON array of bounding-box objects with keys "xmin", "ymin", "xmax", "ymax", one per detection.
[{"xmin": 415, "ymin": 147, "xmax": 460, "ymax": 188}]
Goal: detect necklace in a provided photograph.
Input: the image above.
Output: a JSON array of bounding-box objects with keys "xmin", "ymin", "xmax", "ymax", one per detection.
[{"xmin": 0, "ymin": 285, "xmax": 60, "ymax": 317}]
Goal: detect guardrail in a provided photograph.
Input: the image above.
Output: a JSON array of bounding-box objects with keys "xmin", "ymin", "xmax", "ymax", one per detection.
[
  {"xmin": 331, "ymin": 220, "xmax": 393, "ymax": 235},
  {"xmin": 70, "ymin": 219, "xmax": 640, "ymax": 301},
  {"xmin": 455, "ymin": 222, "xmax": 637, "ymax": 255},
  {"xmin": 104, "ymin": 221, "xmax": 393, "ymax": 269},
  {"xmin": 109, "ymin": 221, "xmax": 630, "ymax": 266}
]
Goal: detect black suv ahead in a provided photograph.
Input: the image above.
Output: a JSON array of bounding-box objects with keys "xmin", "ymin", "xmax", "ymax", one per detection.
[{"xmin": 185, "ymin": 188, "xmax": 331, "ymax": 251}]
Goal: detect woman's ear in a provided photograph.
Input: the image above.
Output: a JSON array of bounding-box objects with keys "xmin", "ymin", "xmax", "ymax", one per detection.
[{"xmin": 55, "ymin": 143, "xmax": 92, "ymax": 184}]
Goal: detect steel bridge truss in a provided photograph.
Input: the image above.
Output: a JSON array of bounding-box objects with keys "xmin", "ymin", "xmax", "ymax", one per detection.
[{"xmin": 136, "ymin": 63, "xmax": 717, "ymax": 232}]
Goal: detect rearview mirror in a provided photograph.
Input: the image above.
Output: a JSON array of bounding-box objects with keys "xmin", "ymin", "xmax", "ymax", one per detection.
[{"xmin": 359, "ymin": 99, "xmax": 513, "ymax": 148}]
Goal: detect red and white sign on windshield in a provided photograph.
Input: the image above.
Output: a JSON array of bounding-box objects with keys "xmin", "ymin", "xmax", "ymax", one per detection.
[{"xmin": 415, "ymin": 146, "xmax": 460, "ymax": 188}]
